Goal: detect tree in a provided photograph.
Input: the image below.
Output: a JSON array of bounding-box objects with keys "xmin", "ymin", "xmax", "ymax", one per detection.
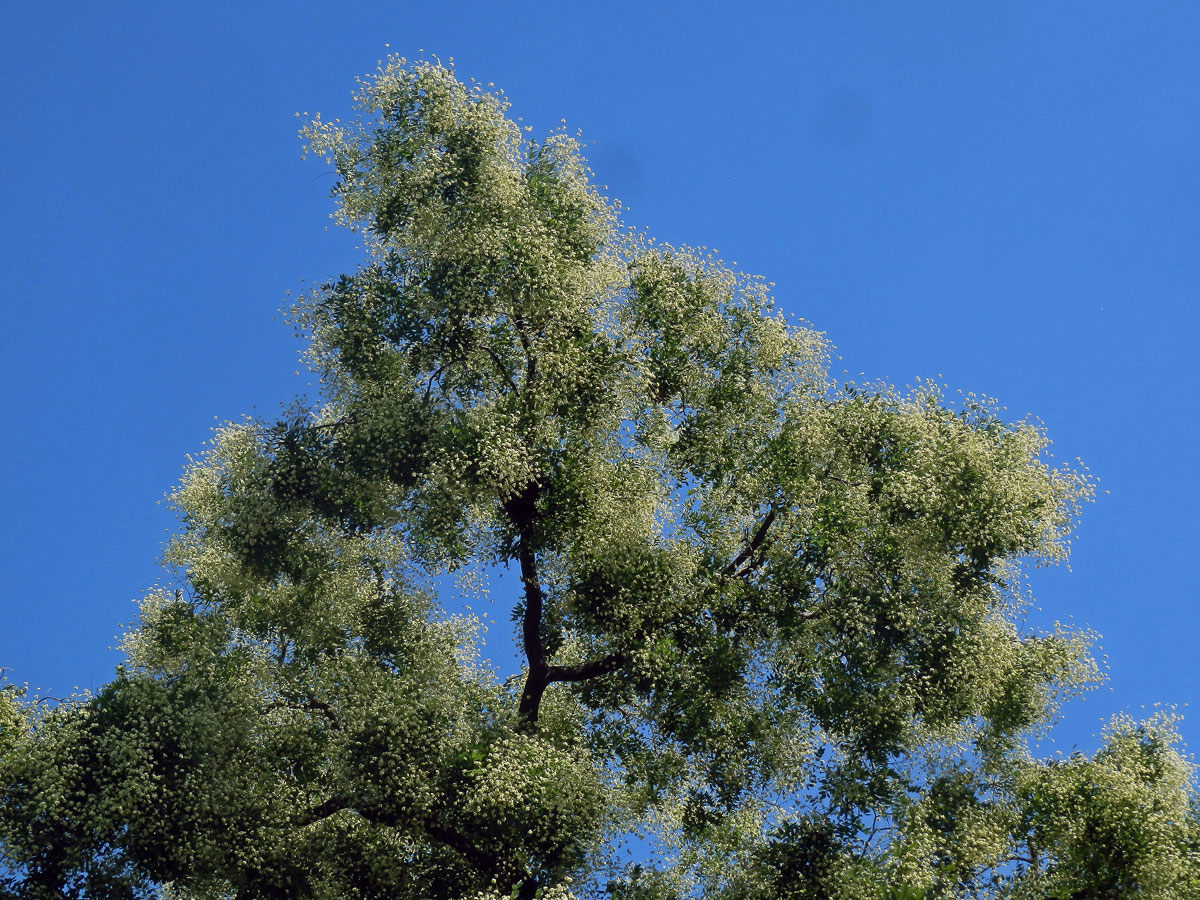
[{"xmin": 1, "ymin": 57, "xmax": 1196, "ymax": 900}]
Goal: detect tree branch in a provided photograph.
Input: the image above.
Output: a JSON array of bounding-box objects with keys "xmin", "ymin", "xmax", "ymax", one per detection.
[
  {"xmin": 294, "ymin": 795, "xmax": 350, "ymax": 827},
  {"xmin": 295, "ymin": 798, "xmax": 495, "ymax": 872},
  {"xmin": 504, "ymin": 486, "xmax": 628, "ymax": 727},
  {"xmin": 308, "ymin": 414, "xmax": 357, "ymax": 433},
  {"xmin": 504, "ymin": 484, "xmax": 551, "ymax": 728},
  {"xmin": 516, "ymin": 543, "xmax": 545, "ymax": 672},
  {"xmin": 515, "ymin": 875, "xmax": 541, "ymax": 900},
  {"xmin": 267, "ymin": 695, "xmax": 341, "ymax": 729},
  {"xmin": 547, "ymin": 652, "xmax": 626, "ymax": 684},
  {"xmin": 513, "ymin": 309, "xmax": 536, "ymax": 392},
  {"xmin": 424, "ymin": 363, "xmax": 446, "ymax": 401},
  {"xmin": 723, "ymin": 507, "xmax": 777, "ymax": 576},
  {"xmin": 483, "ymin": 345, "xmax": 520, "ymax": 394},
  {"xmin": 425, "ymin": 819, "xmax": 496, "ymax": 871}
]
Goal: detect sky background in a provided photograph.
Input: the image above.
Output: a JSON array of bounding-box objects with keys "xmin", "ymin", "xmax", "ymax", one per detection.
[{"xmin": 2, "ymin": 2, "xmax": 1197, "ymax": 757}]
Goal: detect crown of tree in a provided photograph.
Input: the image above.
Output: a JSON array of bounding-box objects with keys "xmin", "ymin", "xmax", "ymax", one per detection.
[{"xmin": 1, "ymin": 58, "xmax": 1196, "ymax": 900}]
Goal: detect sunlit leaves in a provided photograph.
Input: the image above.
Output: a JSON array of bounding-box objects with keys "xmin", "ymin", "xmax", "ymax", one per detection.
[{"xmin": 1, "ymin": 57, "xmax": 1195, "ymax": 900}]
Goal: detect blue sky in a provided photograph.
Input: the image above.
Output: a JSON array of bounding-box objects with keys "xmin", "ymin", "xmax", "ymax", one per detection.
[{"xmin": 2, "ymin": 2, "xmax": 1197, "ymax": 756}]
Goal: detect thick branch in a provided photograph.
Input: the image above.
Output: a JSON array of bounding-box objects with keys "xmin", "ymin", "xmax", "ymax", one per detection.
[
  {"xmin": 483, "ymin": 345, "xmax": 520, "ymax": 393},
  {"xmin": 517, "ymin": 536, "xmax": 547, "ymax": 674},
  {"xmin": 424, "ymin": 363, "xmax": 447, "ymax": 400},
  {"xmin": 513, "ymin": 310, "xmax": 536, "ymax": 390},
  {"xmin": 295, "ymin": 798, "xmax": 494, "ymax": 871},
  {"xmin": 267, "ymin": 695, "xmax": 342, "ymax": 729},
  {"xmin": 308, "ymin": 413, "xmax": 357, "ymax": 433},
  {"xmin": 294, "ymin": 795, "xmax": 350, "ymax": 828},
  {"xmin": 504, "ymin": 485, "xmax": 550, "ymax": 728},
  {"xmin": 515, "ymin": 876, "xmax": 541, "ymax": 900},
  {"xmin": 547, "ymin": 652, "xmax": 626, "ymax": 684},
  {"xmin": 425, "ymin": 820, "xmax": 496, "ymax": 871},
  {"xmin": 505, "ymin": 486, "xmax": 628, "ymax": 727},
  {"xmin": 723, "ymin": 507, "xmax": 777, "ymax": 576}
]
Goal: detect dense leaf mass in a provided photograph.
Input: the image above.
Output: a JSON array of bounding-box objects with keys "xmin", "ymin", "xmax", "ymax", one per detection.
[{"xmin": 2, "ymin": 59, "xmax": 1196, "ymax": 899}]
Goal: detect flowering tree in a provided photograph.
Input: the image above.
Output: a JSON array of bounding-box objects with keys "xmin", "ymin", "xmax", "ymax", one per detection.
[{"xmin": 1, "ymin": 59, "xmax": 1196, "ymax": 900}]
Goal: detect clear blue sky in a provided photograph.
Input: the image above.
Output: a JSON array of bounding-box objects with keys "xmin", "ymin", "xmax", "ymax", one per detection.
[{"xmin": 2, "ymin": 2, "xmax": 1197, "ymax": 756}]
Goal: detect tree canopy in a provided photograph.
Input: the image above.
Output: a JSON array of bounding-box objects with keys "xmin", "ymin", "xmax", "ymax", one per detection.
[{"xmin": 2, "ymin": 58, "xmax": 1196, "ymax": 900}]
